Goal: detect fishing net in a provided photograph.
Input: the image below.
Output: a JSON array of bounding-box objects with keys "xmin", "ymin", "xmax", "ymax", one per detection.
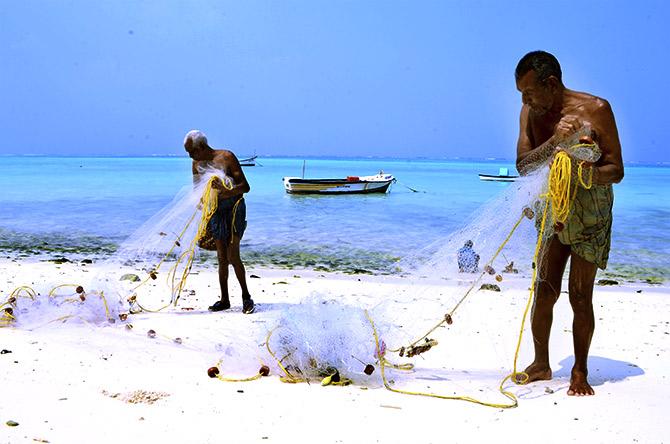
[
  {"xmin": 1, "ymin": 285, "xmax": 120, "ymax": 329},
  {"xmin": 265, "ymin": 295, "xmax": 394, "ymax": 386},
  {"xmin": 1, "ymin": 166, "xmax": 230, "ymax": 327},
  {"xmin": 93, "ymin": 167, "xmax": 233, "ymax": 313},
  {"xmin": 340, "ymin": 127, "xmax": 604, "ymax": 406},
  {"xmin": 405, "ymin": 166, "xmax": 547, "ymax": 281},
  {"xmin": 1, "ymin": 128, "xmax": 602, "ymax": 406},
  {"xmin": 403, "ymin": 126, "xmax": 600, "ymax": 286}
]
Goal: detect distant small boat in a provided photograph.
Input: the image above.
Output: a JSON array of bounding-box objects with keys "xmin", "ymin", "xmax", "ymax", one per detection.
[
  {"xmin": 479, "ymin": 167, "xmax": 518, "ymax": 182},
  {"xmin": 283, "ymin": 172, "xmax": 395, "ymax": 195},
  {"xmin": 240, "ymin": 155, "xmax": 257, "ymax": 167}
]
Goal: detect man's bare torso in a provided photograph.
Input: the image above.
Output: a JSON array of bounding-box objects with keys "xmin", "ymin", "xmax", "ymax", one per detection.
[
  {"xmin": 192, "ymin": 150, "xmax": 236, "ymax": 177},
  {"xmin": 526, "ymin": 90, "xmax": 609, "ymax": 167}
]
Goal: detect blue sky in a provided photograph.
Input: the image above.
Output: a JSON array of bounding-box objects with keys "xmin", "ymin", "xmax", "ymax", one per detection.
[{"xmin": 1, "ymin": 1, "xmax": 667, "ymax": 162}]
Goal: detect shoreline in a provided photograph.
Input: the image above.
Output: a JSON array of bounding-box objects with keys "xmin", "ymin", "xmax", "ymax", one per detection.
[
  {"xmin": 2, "ymin": 258, "xmax": 669, "ymax": 443},
  {"xmin": 0, "ymin": 243, "xmax": 665, "ymax": 286}
]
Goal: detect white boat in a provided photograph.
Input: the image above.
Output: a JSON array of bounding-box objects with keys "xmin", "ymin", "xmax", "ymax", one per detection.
[
  {"xmin": 282, "ymin": 172, "xmax": 395, "ymax": 195},
  {"xmin": 239, "ymin": 155, "xmax": 257, "ymax": 167},
  {"xmin": 478, "ymin": 167, "xmax": 518, "ymax": 182}
]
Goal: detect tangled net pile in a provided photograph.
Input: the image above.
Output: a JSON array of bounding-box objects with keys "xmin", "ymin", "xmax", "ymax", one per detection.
[
  {"xmin": 264, "ymin": 296, "xmax": 393, "ymax": 386},
  {"xmin": 0, "ymin": 167, "xmax": 227, "ymax": 327},
  {"xmin": 0, "ymin": 283, "xmax": 120, "ymax": 329}
]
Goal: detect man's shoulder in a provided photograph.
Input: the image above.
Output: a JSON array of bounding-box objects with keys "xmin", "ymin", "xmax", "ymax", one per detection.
[
  {"xmin": 212, "ymin": 149, "xmax": 238, "ymax": 161},
  {"xmin": 209, "ymin": 149, "xmax": 246, "ymax": 175},
  {"xmin": 571, "ymin": 90, "xmax": 611, "ymax": 114},
  {"xmin": 210, "ymin": 149, "xmax": 239, "ymax": 166}
]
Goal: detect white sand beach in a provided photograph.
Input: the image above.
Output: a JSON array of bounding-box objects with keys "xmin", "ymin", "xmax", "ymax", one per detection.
[{"xmin": 1, "ymin": 258, "xmax": 668, "ymax": 444}]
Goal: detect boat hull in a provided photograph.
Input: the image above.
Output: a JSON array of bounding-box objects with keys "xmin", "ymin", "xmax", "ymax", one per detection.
[
  {"xmin": 283, "ymin": 176, "xmax": 394, "ymax": 195},
  {"xmin": 240, "ymin": 155, "xmax": 257, "ymax": 167},
  {"xmin": 478, "ymin": 174, "xmax": 518, "ymax": 182}
]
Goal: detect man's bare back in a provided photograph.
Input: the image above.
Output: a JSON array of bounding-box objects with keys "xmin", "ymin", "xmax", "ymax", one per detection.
[{"xmin": 190, "ymin": 149, "xmax": 250, "ymax": 198}]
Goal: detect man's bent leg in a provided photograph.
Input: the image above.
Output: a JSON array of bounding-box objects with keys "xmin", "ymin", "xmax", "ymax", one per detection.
[
  {"xmin": 209, "ymin": 239, "xmax": 231, "ymax": 311},
  {"xmin": 567, "ymin": 252, "xmax": 598, "ymax": 396},
  {"xmin": 228, "ymin": 236, "xmax": 254, "ymax": 313},
  {"xmin": 522, "ymin": 235, "xmax": 571, "ymax": 383}
]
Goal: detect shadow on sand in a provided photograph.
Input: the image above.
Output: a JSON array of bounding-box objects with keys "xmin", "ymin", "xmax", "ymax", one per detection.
[
  {"xmin": 517, "ymin": 355, "xmax": 644, "ymax": 399},
  {"xmin": 554, "ymin": 355, "xmax": 645, "ymax": 386},
  {"xmin": 161, "ymin": 301, "xmax": 298, "ymax": 316}
]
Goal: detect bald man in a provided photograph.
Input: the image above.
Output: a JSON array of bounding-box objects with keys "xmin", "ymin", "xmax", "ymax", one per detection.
[{"xmin": 184, "ymin": 130, "xmax": 254, "ymax": 314}]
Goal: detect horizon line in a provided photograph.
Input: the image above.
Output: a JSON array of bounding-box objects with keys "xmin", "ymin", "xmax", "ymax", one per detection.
[{"xmin": 0, "ymin": 153, "xmax": 666, "ymax": 167}]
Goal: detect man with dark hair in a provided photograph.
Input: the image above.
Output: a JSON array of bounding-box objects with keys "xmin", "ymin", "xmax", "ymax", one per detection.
[
  {"xmin": 515, "ymin": 50, "xmax": 563, "ymax": 85},
  {"xmin": 514, "ymin": 51, "xmax": 624, "ymax": 396},
  {"xmin": 184, "ymin": 130, "xmax": 255, "ymax": 314}
]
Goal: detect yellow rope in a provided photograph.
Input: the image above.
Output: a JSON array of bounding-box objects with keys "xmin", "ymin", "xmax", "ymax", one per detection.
[
  {"xmin": 376, "ymin": 143, "xmax": 596, "ymax": 406},
  {"xmin": 2, "ymin": 287, "xmax": 37, "ymax": 326},
  {"xmin": 384, "ymin": 361, "xmax": 414, "ymax": 371},
  {"xmin": 2, "ymin": 284, "xmax": 112, "ymax": 326},
  {"xmin": 577, "ymin": 161, "xmax": 594, "ymax": 189},
  {"xmin": 394, "ymin": 144, "xmax": 596, "ymax": 355},
  {"xmin": 1, "ymin": 287, "xmax": 37, "ymax": 326},
  {"xmin": 206, "ymin": 145, "xmax": 594, "ymax": 398},
  {"xmin": 96, "ymin": 291, "xmax": 112, "ymax": 320},
  {"xmin": 0, "ymin": 307, "xmax": 15, "ymax": 326},
  {"xmin": 265, "ymin": 327, "xmax": 308, "ymax": 383},
  {"xmin": 215, "ymin": 372, "xmax": 264, "ymax": 383},
  {"xmin": 213, "ymin": 359, "xmax": 266, "ymax": 382},
  {"xmin": 503, "ymin": 147, "xmax": 593, "ymax": 389},
  {"xmin": 548, "ymin": 151, "xmax": 573, "ymax": 224},
  {"xmin": 130, "ymin": 209, "xmax": 198, "ymax": 292},
  {"xmin": 129, "ymin": 299, "xmax": 171, "ymax": 314},
  {"xmin": 504, "ymin": 194, "xmax": 550, "ymax": 385},
  {"xmin": 130, "ymin": 174, "xmax": 235, "ymax": 312},
  {"xmin": 229, "ymin": 197, "xmax": 243, "ymax": 245},
  {"xmin": 2, "ymin": 174, "xmax": 240, "ymax": 324},
  {"xmin": 48, "ymin": 284, "xmax": 81, "ymax": 298},
  {"xmin": 365, "ymin": 310, "xmax": 519, "ymax": 408},
  {"xmin": 548, "ymin": 149, "xmax": 595, "ymax": 225},
  {"xmin": 389, "ymin": 211, "xmax": 526, "ymax": 353},
  {"xmin": 9, "ymin": 286, "xmax": 37, "ymax": 300},
  {"xmin": 3, "ymin": 175, "xmax": 240, "ymax": 321},
  {"xmin": 167, "ymin": 176, "xmax": 225, "ymax": 305},
  {"xmin": 2, "ymin": 146, "xmax": 598, "ymax": 405}
]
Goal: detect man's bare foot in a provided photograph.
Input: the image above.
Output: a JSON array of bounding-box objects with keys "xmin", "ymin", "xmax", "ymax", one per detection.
[
  {"xmin": 516, "ymin": 362, "xmax": 552, "ymax": 384},
  {"xmin": 568, "ymin": 370, "xmax": 594, "ymax": 396}
]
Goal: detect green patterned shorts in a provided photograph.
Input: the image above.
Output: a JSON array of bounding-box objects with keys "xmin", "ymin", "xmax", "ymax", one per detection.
[{"xmin": 557, "ymin": 184, "xmax": 614, "ymax": 269}]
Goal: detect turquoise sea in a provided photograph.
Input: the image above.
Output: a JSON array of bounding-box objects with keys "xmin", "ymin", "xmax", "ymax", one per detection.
[{"xmin": 0, "ymin": 156, "xmax": 668, "ymax": 283}]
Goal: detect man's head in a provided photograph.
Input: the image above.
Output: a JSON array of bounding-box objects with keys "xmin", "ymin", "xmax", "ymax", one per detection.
[
  {"xmin": 184, "ymin": 130, "xmax": 210, "ymax": 159},
  {"xmin": 515, "ymin": 51, "xmax": 563, "ymax": 115}
]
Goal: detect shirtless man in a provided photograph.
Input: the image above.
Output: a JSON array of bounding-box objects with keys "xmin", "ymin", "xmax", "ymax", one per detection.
[
  {"xmin": 515, "ymin": 51, "xmax": 624, "ymax": 395},
  {"xmin": 184, "ymin": 130, "xmax": 255, "ymax": 314}
]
